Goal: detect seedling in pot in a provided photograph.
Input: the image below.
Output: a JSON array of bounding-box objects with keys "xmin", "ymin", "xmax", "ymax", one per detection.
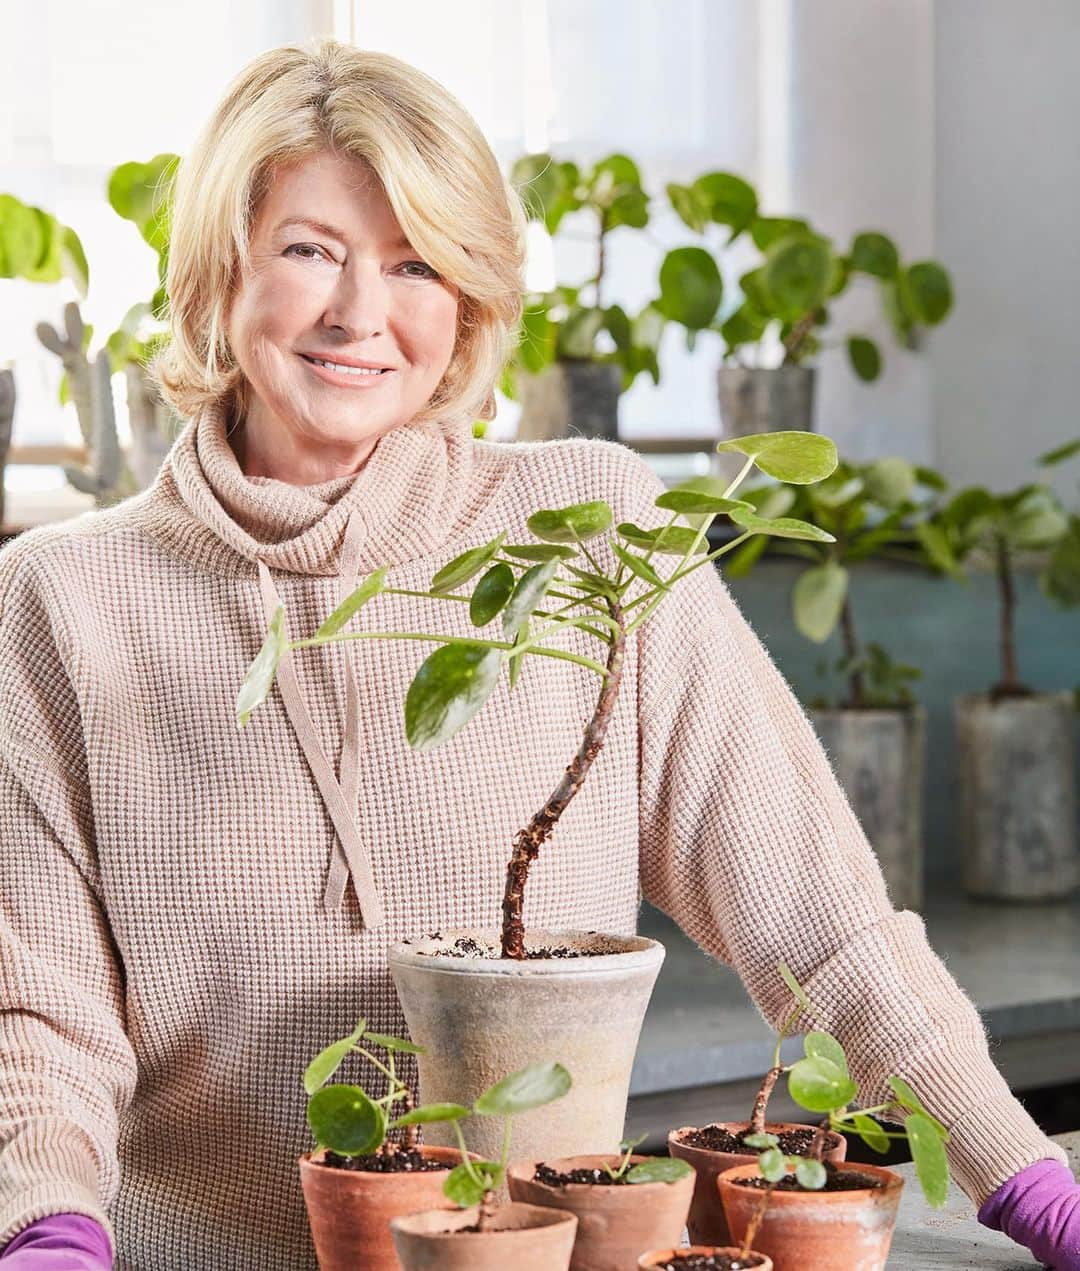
[
  {"xmin": 396, "ymin": 1059, "xmax": 572, "ymax": 1230},
  {"xmin": 529, "ymin": 1132, "xmax": 693, "ymax": 1187},
  {"xmin": 237, "ymin": 431, "xmax": 840, "ymax": 958},
  {"xmin": 304, "ymin": 1018, "xmax": 430, "ymax": 1167}
]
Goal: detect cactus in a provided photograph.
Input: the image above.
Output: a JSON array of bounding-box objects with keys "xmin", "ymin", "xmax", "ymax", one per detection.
[
  {"xmin": 0, "ymin": 368, "xmax": 14, "ymax": 530},
  {"xmin": 36, "ymin": 301, "xmax": 137, "ymax": 507}
]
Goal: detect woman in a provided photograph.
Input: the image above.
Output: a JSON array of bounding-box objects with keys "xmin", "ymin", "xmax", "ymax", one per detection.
[{"xmin": 0, "ymin": 38, "xmax": 1076, "ymax": 1271}]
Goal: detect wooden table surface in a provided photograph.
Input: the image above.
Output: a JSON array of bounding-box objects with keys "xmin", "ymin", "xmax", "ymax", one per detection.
[{"xmin": 889, "ymin": 1130, "xmax": 1079, "ymax": 1267}]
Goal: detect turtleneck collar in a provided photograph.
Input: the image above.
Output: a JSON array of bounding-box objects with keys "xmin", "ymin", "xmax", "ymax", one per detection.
[{"xmin": 152, "ymin": 399, "xmax": 479, "ymax": 577}]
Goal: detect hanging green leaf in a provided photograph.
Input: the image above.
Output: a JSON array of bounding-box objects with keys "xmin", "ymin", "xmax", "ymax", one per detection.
[
  {"xmin": 666, "ymin": 181, "xmax": 712, "ymax": 233},
  {"xmin": 903, "ymin": 262, "xmax": 953, "ymax": 325},
  {"xmin": 887, "ymin": 1077, "xmax": 949, "ymax": 1139},
  {"xmin": 474, "ymin": 1061, "xmax": 572, "ymax": 1116},
  {"xmin": 362, "ymin": 1032, "xmax": 424, "ymax": 1054},
  {"xmin": 392, "ymin": 1102, "xmax": 470, "ymax": 1127},
  {"xmin": 793, "ymin": 562, "xmax": 849, "ymax": 643},
  {"xmin": 503, "ymin": 559, "xmax": 560, "ymax": 639},
  {"xmin": 303, "ymin": 1022, "xmax": 365, "ymax": 1096},
  {"xmin": 788, "ymin": 1055, "xmax": 858, "ymax": 1114},
  {"xmin": 862, "ymin": 457, "xmax": 916, "ymax": 507},
  {"xmin": 404, "ymin": 643, "xmax": 503, "ymax": 751},
  {"xmin": 307, "ymin": 1085, "xmax": 385, "ymax": 1156},
  {"xmin": 470, "ymin": 563, "xmax": 515, "ymax": 627},
  {"xmin": 657, "ymin": 246, "xmax": 723, "ymax": 330},
  {"xmin": 236, "ymin": 604, "xmax": 287, "ymax": 728},
  {"xmin": 444, "ymin": 1161, "xmax": 504, "ymax": 1207},
  {"xmin": 1039, "ymin": 438, "xmax": 1080, "ymax": 467},
  {"xmin": 616, "ymin": 523, "xmax": 710, "ymax": 556},
  {"xmin": 851, "ymin": 1113, "xmax": 890, "ymax": 1154},
  {"xmin": 730, "ymin": 507, "xmax": 836, "ymax": 543},
  {"xmin": 430, "ymin": 533, "xmax": 507, "ymax": 594},
  {"xmin": 316, "ymin": 568, "xmax": 387, "ymax": 638},
  {"xmin": 655, "ymin": 478, "xmax": 754, "ymax": 516},
  {"xmin": 694, "ymin": 172, "xmax": 758, "ymax": 236},
  {"xmin": 751, "ymin": 217, "xmax": 810, "ymax": 251},
  {"xmin": 847, "ymin": 336, "xmax": 882, "ymax": 383},
  {"xmin": 503, "ymin": 544, "xmax": 578, "ymax": 563},
  {"xmin": 716, "ymin": 431, "xmax": 838, "ymax": 485},
  {"xmin": 763, "ymin": 235, "xmax": 832, "ymax": 319},
  {"xmin": 611, "ymin": 540, "xmax": 666, "ymax": 588},
  {"xmin": 849, "ymin": 232, "xmax": 899, "ymax": 279},
  {"xmin": 907, "ymin": 1111, "xmax": 950, "ymax": 1209},
  {"xmin": 508, "ymin": 622, "xmax": 528, "ymax": 692},
  {"xmin": 528, "ymin": 501, "xmax": 614, "ymax": 544}
]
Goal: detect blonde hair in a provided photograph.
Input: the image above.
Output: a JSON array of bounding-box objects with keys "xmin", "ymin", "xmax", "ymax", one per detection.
[{"xmin": 150, "ymin": 39, "xmax": 527, "ymax": 425}]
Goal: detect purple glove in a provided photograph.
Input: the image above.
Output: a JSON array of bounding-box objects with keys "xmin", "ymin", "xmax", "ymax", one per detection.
[
  {"xmin": 0, "ymin": 1215, "xmax": 111, "ymax": 1269},
  {"xmin": 979, "ymin": 1158, "xmax": 1080, "ymax": 1270}
]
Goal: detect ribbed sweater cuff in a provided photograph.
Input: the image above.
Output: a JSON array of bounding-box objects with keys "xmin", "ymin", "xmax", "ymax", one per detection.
[
  {"xmin": 0, "ymin": 1182, "xmax": 113, "ymax": 1255},
  {"xmin": 901, "ymin": 1041, "xmax": 1068, "ymax": 1204}
]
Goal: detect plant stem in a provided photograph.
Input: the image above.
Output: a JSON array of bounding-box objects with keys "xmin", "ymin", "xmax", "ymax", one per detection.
[
  {"xmin": 500, "ymin": 597, "xmax": 627, "ymax": 958},
  {"xmin": 839, "ymin": 595, "xmax": 866, "ymax": 709},
  {"xmin": 595, "ymin": 210, "xmax": 607, "ymax": 308},
  {"xmin": 994, "ymin": 532, "xmax": 1022, "ymax": 695},
  {"xmin": 741, "ymin": 1183, "xmax": 775, "ymax": 1259},
  {"xmin": 808, "ymin": 1118, "xmax": 831, "ymax": 1162},
  {"xmin": 782, "ymin": 307, "xmax": 822, "ymax": 363},
  {"xmin": 477, "ymin": 1188, "xmax": 497, "ymax": 1232},
  {"xmin": 749, "ymin": 1067, "xmax": 784, "ymax": 1136}
]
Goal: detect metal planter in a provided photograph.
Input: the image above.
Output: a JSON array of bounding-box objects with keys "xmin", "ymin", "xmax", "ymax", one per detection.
[
  {"xmin": 516, "ymin": 362, "xmax": 622, "ymax": 442},
  {"xmin": 716, "ymin": 365, "xmax": 816, "ymax": 439}
]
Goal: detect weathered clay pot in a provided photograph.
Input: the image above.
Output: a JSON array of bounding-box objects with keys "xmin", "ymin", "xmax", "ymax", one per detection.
[
  {"xmin": 956, "ymin": 691, "xmax": 1079, "ymax": 900},
  {"xmin": 389, "ymin": 931, "xmax": 664, "ymax": 1163},
  {"xmin": 390, "ymin": 1200, "xmax": 578, "ymax": 1270},
  {"xmin": 717, "ymin": 1161, "xmax": 904, "ymax": 1271},
  {"xmin": 638, "ymin": 1248, "xmax": 773, "ymax": 1270},
  {"xmin": 811, "ymin": 705, "xmax": 926, "ymax": 911},
  {"xmin": 668, "ymin": 1123, "xmax": 846, "ymax": 1247},
  {"xmin": 517, "ymin": 361, "xmax": 623, "ymax": 441},
  {"xmin": 507, "ymin": 1154, "xmax": 695, "ymax": 1271},
  {"xmin": 716, "ymin": 366, "xmax": 815, "ymax": 439},
  {"xmin": 298, "ymin": 1145, "xmax": 464, "ymax": 1271}
]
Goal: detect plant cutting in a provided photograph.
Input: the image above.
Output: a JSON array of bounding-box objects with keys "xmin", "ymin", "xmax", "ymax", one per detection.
[
  {"xmin": 661, "ymin": 169, "xmax": 953, "ymax": 437},
  {"xmin": 922, "ymin": 453, "xmax": 1080, "ymax": 900},
  {"xmin": 506, "ymin": 1133, "xmax": 695, "ymax": 1271},
  {"xmin": 297, "ymin": 1018, "xmax": 468, "ymax": 1271},
  {"xmin": 389, "ymin": 1060, "xmax": 579, "ymax": 1271},
  {"xmin": 718, "ymin": 974, "xmax": 950, "ymax": 1271},
  {"xmin": 727, "ymin": 456, "xmax": 948, "ymax": 910},
  {"xmin": 238, "ymin": 428, "xmax": 840, "ymax": 1164},
  {"xmin": 507, "ymin": 152, "xmax": 667, "ymax": 440},
  {"xmin": 668, "ymin": 963, "xmax": 846, "ymax": 1247}
]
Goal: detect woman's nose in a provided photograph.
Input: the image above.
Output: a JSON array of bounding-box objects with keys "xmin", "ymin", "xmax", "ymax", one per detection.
[{"xmin": 321, "ymin": 260, "xmax": 390, "ymax": 340}]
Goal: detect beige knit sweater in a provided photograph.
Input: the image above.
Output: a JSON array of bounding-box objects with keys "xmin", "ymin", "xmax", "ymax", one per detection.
[{"xmin": 0, "ymin": 403, "xmax": 1064, "ymax": 1269}]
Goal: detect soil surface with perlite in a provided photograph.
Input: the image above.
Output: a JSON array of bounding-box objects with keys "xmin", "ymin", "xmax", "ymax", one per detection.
[
  {"xmin": 320, "ymin": 1149, "xmax": 446, "ymax": 1173},
  {"xmin": 733, "ymin": 1164, "xmax": 884, "ymax": 1192},
  {"xmin": 680, "ymin": 1125, "xmax": 817, "ymax": 1155},
  {"xmin": 410, "ymin": 934, "xmax": 614, "ymax": 959},
  {"xmin": 533, "ymin": 1162, "xmax": 635, "ymax": 1186},
  {"xmin": 652, "ymin": 1256, "xmax": 766, "ymax": 1270}
]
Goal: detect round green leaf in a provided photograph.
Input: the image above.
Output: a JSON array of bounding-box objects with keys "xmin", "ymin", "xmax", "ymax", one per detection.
[
  {"xmin": 362, "ymin": 1032, "xmax": 425, "ymax": 1054},
  {"xmin": 527, "ymin": 501, "xmax": 614, "ymax": 544},
  {"xmin": 308, "ymin": 1085, "xmax": 385, "ymax": 1156},
  {"xmin": 720, "ymin": 305, "xmax": 769, "ymax": 352},
  {"xmin": 392, "ymin": 1102, "xmax": 470, "ymax": 1127},
  {"xmin": 743, "ymin": 1132, "xmax": 780, "ymax": 1149},
  {"xmin": 849, "ymin": 232, "xmax": 899, "ymax": 279},
  {"xmin": 851, "ymin": 1112, "xmax": 890, "ymax": 1154},
  {"xmin": 474, "ymin": 1061, "xmax": 571, "ymax": 1116},
  {"xmin": 804, "ymin": 1030, "xmax": 849, "ymax": 1077},
  {"xmin": 625, "ymin": 1157, "xmax": 694, "ymax": 1185},
  {"xmin": 1008, "ymin": 489, "xmax": 1068, "ymax": 549},
  {"xmin": 303, "ymin": 1037, "xmax": 356, "ymax": 1095},
  {"xmin": 655, "ymin": 481, "xmax": 754, "ymax": 515},
  {"xmin": 503, "ymin": 544, "xmax": 578, "ymax": 563},
  {"xmin": 863, "ymin": 458, "xmax": 916, "ymax": 507},
  {"xmin": 557, "ymin": 305, "xmax": 605, "ymax": 359},
  {"xmin": 788, "ymin": 1055, "xmax": 858, "ymax": 1114},
  {"xmin": 666, "ymin": 181, "xmax": 711, "ymax": 234},
  {"xmin": 0, "ymin": 195, "xmax": 46, "ymax": 277},
  {"xmin": 758, "ymin": 1146, "xmax": 787, "ymax": 1182},
  {"xmin": 763, "ymin": 236, "xmax": 832, "ymax": 319},
  {"xmin": 793, "ymin": 563, "xmax": 849, "ymax": 643},
  {"xmin": 847, "ymin": 336, "xmax": 882, "ymax": 382},
  {"xmin": 751, "ymin": 217, "xmax": 810, "ymax": 251},
  {"xmin": 316, "ymin": 568, "xmax": 387, "ymax": 638},
  {"xmin": 716, "ymin": 431, "xmax": 838, "ymax": 485},
  {"xmin": 236, "ymin": 604, "xmax": 287, "ymax": 728},
  {"xmin": 739, "ymin": 267, "xmax": 774, "ymax": 315},
  {"xmin": 795, "ymin": 1157, "xmax": 828, "ymax": 1190},
  {"xmin": 470, "ymin": 563, "xmax": 515, "ymax": 627},
  {"xmin": 903, "ymin": 262, "xmax": 953, "ymax": 325},
  {"xmin": 907, "ymin": 1111, "xmax": 950, "ymax": 1209},
  {"xmin": 502, "ymin": 558, "xmax": 560, "ymax": 639},
  {"xmin": 444, "ymin": 1160, "xmax": 504, "ymax": 1207},
  {"xmin": 404, "ymin": 643, "xmax": 503, "ymax": 751},
  {"xmin": 616, "ymin": 522, "xmax": 710, "ymax": 556},
  {"xmin": 694, "ymin": 172, "xmax": 758, "ymax": 235},
  {"xmin": 430, "ymin": 533, "xmax": 506, "ymax": 595},
  {"xmin": 730, "ymin": 507, "xmax": 836, "ymax": 544},
  {"xmin": 657, "ymin": 246, "xmax": 723, "ymax": 331},
  {"xmin": 611, "ymin": 540, "xmax": 665, "ymax": 588}
]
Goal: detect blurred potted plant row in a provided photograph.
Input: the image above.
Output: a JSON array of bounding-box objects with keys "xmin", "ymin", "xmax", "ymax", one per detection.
[
  {"xmin": 506, "ymin": 153, "xmax": 953, "ymax": 443},
  {"xmin": 727, "ymin": 441, "xmax": 1080, "ymax": 911}
]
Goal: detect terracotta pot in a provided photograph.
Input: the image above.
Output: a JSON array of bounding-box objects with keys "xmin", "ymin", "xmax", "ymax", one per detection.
[
  {"xmin": 638, "ymin": 1248, "xmax": 773, "ymax": 1270},
  {"xmin": 717, "ymin": 1161, "xmax": 904, "ymax": 1271},
  {"xmin": 389, "ymin": 930, "xmax": 664, "ymax": 1163},
  {"xmin": 668, "ymin": 1123, "xmax": 846, "ymax": 1247},
  {"xmin": 390, "ymin": 1200, "xmax": 578, "ymax": 1270},
  {"xmin": 298, "ymin": 1145, "xmax": 464, "ymax": 1271},
  {"xmin": 507, "ymin": 1154, "xmax": 695, "ymax": 1270}
]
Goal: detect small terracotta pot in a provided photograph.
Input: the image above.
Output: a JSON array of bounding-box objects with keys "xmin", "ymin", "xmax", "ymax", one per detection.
[
  {"xmin": 507, "ymin": 1154, "xmax": 695, "ymax": 1270},
  {"xmin": 717, "ymin": 1161, "xmax": 904, "ymax": 1271},
  {"xmin": 668, "ymin": 1123, "xmax": 846, "ymax": 1247},
  {"xmin": 638, "ymin": 1248, "xmax": 773, "ymax": 1270},
  {"xmin": 298, "ymin": 1145, "xmax": 464, "ymax": 1271},
  {"xmin": 390, "ymin": 1201, "xmax": 578, "ymax": 1270}
]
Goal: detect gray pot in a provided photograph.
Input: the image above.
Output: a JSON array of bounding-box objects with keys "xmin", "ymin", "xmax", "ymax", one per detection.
[
  {"xmin": 388, "ymin": 930, "xmax": 664, "ymax": 1163},
  {"xmin": 811, "ymin": 707, "xmax": 926, "ymax": 912},
  {"xmin": 516, "ymin": 362, "xmax": 622, "ymax": 442},
  {"xmin": 956, "ymin": 692, "xmax": 1079, "ymax": 900},
  {"xmin": 0, "ymin": 368, "xmax": 14, "ymax": 530},
  {"xmin": 716, "ymin": 365, "xmax": 816, "ymax": 438}
]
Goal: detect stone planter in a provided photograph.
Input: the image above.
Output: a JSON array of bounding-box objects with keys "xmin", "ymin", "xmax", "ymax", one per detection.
[
  {"xmin": 390, "ymin": 1201, "xmax": 577, "ymax": 1270},
  {"xmin": 517, "ymin": 362, "xmax": 622, "ymax": 441},
  {"xmin": 298, "ymin": 1145, "xmax": 464, "ymax": 1271},
  {"xmin": 389, "ymin": 930, "xmax": 665, "ymax": 1163},
  {"xmin": 811, "ymin": 706, "xmax": 926, "ymax": 911},
  {"xmin": 956, "ymin": 691, "xmax": 1080, "ymax": 900},
  {"xmin": 717, "ymin": 1161, "xmax": 904, "ymax": 1271},
  {"xmin": 667, "ymin": 1123, "xmax": 846, "ymax": 1248},
  {"xmin": 507, "ymin": 1154, "xmax": 695, "ymax": 1271},
  {"xmin": 716, "ymin": 366, "xmax": 815, "ymax": 440}
]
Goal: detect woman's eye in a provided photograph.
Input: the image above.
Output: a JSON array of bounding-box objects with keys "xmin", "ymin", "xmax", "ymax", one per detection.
[
  {"xmin": 285, "ymin": 244, "xmax": 327, "ymax": 261},
  {"xmin": 400, "ymin": 260, "xmax": 439, "ymax": 279}
]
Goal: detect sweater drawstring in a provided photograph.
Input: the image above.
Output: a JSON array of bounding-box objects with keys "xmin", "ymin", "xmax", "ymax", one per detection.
[{"xmin": 255, "ymin": 509, "xmax": 384, "ymax": 925}]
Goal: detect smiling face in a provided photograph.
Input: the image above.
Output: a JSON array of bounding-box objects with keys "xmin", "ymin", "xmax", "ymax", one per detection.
[{"xmin": 224, "ymin": 149, "xmax": 461, "ymax": 482}]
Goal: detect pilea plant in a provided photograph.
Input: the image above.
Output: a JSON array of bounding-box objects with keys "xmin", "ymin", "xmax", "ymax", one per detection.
[
  {"xmin": 237, "ymin": 430, "xmax": 839, "ymax": 958},
  {"xmin": 507, "ymin": 152, "xmax": 666, "ymax": 391},
  {"xmin": 662, "ymin": 170, "xmax": 954, "ymax": 377},
  {"xmin": 304, "ymin": 1018, "xmax": 426, "ymax": 1159},
  {"xmin": 396, "ymin": 1061, "xmax": 571, "ymax": 1229},
  {"xmin": 728, "ymin": 456, "xmax": 948, "ymax": 709},
  {"xmin": 597, "ymin": 1133, "xmax": 692, "ymax": 1185}
]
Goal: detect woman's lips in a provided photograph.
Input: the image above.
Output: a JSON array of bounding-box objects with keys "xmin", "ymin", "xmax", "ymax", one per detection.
[{"xmin": 299, "ymin": 353, "xmax": 396, "ymax": 389}]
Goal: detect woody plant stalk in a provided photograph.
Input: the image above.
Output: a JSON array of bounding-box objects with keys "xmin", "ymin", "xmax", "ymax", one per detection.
[{"xmin": 237, "ymin": 430, "xmax": 838, "ymax": 959}]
